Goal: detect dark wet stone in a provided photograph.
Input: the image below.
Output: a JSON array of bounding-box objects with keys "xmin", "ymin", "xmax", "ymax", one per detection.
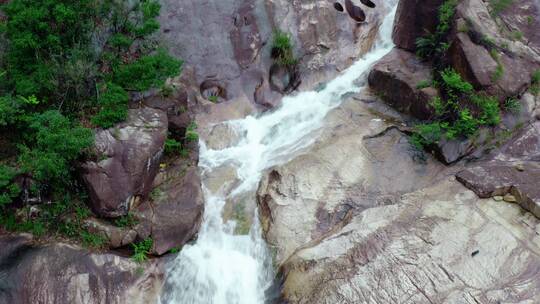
[
  {"xmin": 200, "ymin": 79, "xmax": 228, "ymax": 102},
  {"xmin": 345, "ymin": 0, "xmax": 366, "ymax": 23},
  {"xmin": 360, "ymin": 0, "xmax": 376, "ymax": 8}
]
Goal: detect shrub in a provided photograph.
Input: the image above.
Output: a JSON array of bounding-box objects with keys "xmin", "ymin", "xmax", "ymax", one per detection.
[
  {"xmin": 18, "ymin": 110, "xmax": 93, "ymax": 185},
  {"xmin": 208, "ymin": 95, "xmax": 219, "ymax": 103},
  {"xmin": 0, "ymin": 96, "xmax": 22, "ymax": 127},
  {"xmin": 164, "ymin": 138, "xmax": 182, "ymax": 155},
  {"xmin": 92, "ymin": 83, "xmax": 129, "ymax": 128},
  {"xmin": 453, "ymin": 109, "xmax": 478, "ymax": 136},
  {"xmin": 272, "ymin": 30, "xmax": 297, "ymax": 66},
  {"xmin": 472, "ymin": 95, "xmax": 501, "ymax": 125},
  {"xmin": 430, "ymin": 96, "xmax": 447, "ymax": 117},
  {"xmin": 440, "ymin": 68, "xmax": 474, "ymax": 94},
  {"xmin": 113, "ymin": 51, "xmax": 183, "ymax": 92},
  {"xmin": 416, "ymin": 0, "xmax": 457, "ymax": 58},
  {"xmin": 504, "ymin": 98, "xmax": 521, "ymax": 113},
  {"xmin": 416, "ymin": 80, "xmax": 432, "ymax": 89},
  {"xmin": 489, "ymin": 0, "xmax": 513, "ymax": 16},
  {"xmin": 81, "ymin": 231, "xmax": 107, "ymax": 248},
  {"xmin": 132, "ymin": 238, "xmax": 153, "ymax": 263},
  {"xmin": 414, "ymin": 122, "xmax": 445, "ymax": 146},
  {"xmin": 185, "ymin": 122, "xmax": 199, "ymax": 142},
  {"xmin": 489, "ymin": 50, "xmax": 504, "ymax": 82},
  {"xmin": 114, "ymin": 213, "xmax": 138, "ymax": 228},
  {"xmin": 531, "ymin": 70, "xmax": 540, "ymax": 95},
  {"xmin": 0, "ymin": 165, "xmax": 20, "ymax": 207}
]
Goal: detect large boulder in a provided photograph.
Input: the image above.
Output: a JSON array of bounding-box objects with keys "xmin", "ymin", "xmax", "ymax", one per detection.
[
  {"xmin": 448, "ymin": 0, "xmax": 540, "ymax": 98},
  {"xmin": 134, "ymin": 167, "xmax": 204, "ymax": 255},
  {"xmin": 457, "ymin": 163, "xmax": 540, "ymax": 218},
  {"xmin": 256, "ymin": 94, "xmax": 540, "ymax": 303},
  {"xmin": 82, "ymin": 108, "xmax": 168, "ymax": 218},
  {"xmin": 392, "ymin": 0, "xmax": 444, "ymax": 51},
  {"xmin": 456, "ymin": 121, "xmax": 540, "ymax": 218},
  {"xmin": 368, "ymin": 48, "xmax": 438, "ymax": 120},
  {"xmin": 0, "ymin": 235, "xmax": 164, "ymax": 304},
  {"xmin": 276, "ymin": 180, "xmax": 540, "ymax": 303},
  {"xmin": 257, "ymin": 93, "xmax": 448, "ymax": 266}
]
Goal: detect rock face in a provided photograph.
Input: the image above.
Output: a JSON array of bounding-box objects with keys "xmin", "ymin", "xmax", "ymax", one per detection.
[
  {"xmin": 448, "ymin": 0, "xmax": 540, "ymax": 98},
  {"xmin": 135, "ymin": 167, "xmax": 204, "ymax": 255},
  {"xmin": 0, "ymin": 235, "xmax": 164, "ymax": 304},
  {"xmin": 368, "ymin": 48, "xmax": 438, "ymax": 120},
  {"xmin": 256, "ymin": 94, "xmax": 540, "ymax": 303},
  {"xmin": 84, "ymin": 218, "xmax": 137, "ymax": 249},
  {"xmin": 392, "ymin": 0, "xmax": 443, "ymax": 51},
  {"xmin": 159, "ymin": 0, "xmax": 390, "ymax": 111},
  {"xmin": 82, "ymin": 108, "xmax": 168, "ymax": 218},
  {"xmin": 456, "ymin": 121, "xmax": 540, "ymax": 218},
  {"xmin": 457, "ymin": 163, "xmax": 540, "ymax": 218}
]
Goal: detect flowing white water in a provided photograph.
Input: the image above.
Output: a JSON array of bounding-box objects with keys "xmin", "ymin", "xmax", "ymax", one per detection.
[{"xmin": 160, "ymin": 3, "xmax": 397, "ymax": 304}]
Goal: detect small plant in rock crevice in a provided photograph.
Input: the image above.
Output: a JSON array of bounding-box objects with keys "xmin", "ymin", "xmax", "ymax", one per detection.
[
  {"xmin": 531, "ymin": 70, "xmax": 540, "ymax": 95},
  {"xmin": 132, "ymin": 238, "xmax": 153, "ymax": 263},
  {"xmin": 411, "ymin": 68, "xmax": 502, "ymax": 148},
  {"xmin": 271, "ymin": 30, "xmax": 298, "ymax": 67},
  {"xmin": 415, "ymin": 0, "xmax": 458, "ymax": 59},
  {"xmin": 489, "ymin": 0, "xmax": 514, "ymax": 16},
  {"xmin": 504, "ymin": 98, "xmax": 521, "ymax": 113}
]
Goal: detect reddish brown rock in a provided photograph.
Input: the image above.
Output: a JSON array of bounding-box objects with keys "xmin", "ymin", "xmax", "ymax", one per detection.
[
  {"xmin": 448, "ymin": 32, "xmax": 498, "ymax": 89},
  {"xmin": 345, "ymin": 0, "xmax": 366, "ymax": 23},
  {"xmin": 456, "ymin": 163, "xmax": 540, "ymax": 218},
  {"xmin": 135, "ymin": 167, "xmax": 204, "ymax": 255},
  {"xmin": 449, "ymin": 0, "xmax": 540, "ymax": 98},
  {"xmin": 392, "ymin": 0, "xmax": 443, "ymax": 51},
  {"xmin": 368, "ymin": 48, "xmax": 438, "ymax": 120},
  {"xmin": 82, "ymin": 108, "xmax": 168, "ymax": 218},
  {"xmin": 230, "ymin": 0, "xmax": 262, "ymax": 69},
  {"xmin": 0, "ymin": 235, "xmax": 164, "ymax": 304},
  {"xmin": 84, "ymin": 218, "xmax": 137, "ymax": 249}
]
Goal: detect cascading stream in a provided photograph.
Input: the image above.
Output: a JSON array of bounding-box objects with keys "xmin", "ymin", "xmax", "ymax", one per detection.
[{"xmin": 159, "ymin": 2, "xmax": 398, "ymax": 303}]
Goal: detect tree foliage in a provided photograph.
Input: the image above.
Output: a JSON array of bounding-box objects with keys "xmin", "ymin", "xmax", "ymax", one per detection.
[{"xmin": 0, "ymin": 0, "xmax": 182, "ymax": 235}]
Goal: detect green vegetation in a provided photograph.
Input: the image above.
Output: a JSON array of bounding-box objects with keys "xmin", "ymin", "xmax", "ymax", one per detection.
[
  {"xmin": 114, "ymin": 213, "xmax": 138, "ymax": 228},
  {"xmin": 164, "ymin": 138, "xmax": 183, "ymax": 155},
  {"xmin": 489, "ymin": 0, "xmax": 513, "ymax": 16},
  {"xmin": 409, "ymin": 0, "xmax": 511, "ymax": 151},
  {"xmin": 169, "ymin": 246, "xmax": 181, "ymax": 254},
  {"xmin": 416, "ymin": 80, "xmax": 432, "ymax": 89},
  {"xmin": 504, "ymin": 98, "xmax": 521, "ymax": 113},
  {"xmin": 412, "ymin": 68, "xmax": 501, "ymax": 148},
  {"xmin": 132, "ymin": 238, "xmax": 153, "ymax": 263},
  {"xmin": 416, "ymin": 0, "xmax": 458, "ymax": 59},
  {"xmin": 531, "ymin": 70, "xmax": 540, "ymax": 95},
  {"xmin": 208, "ymin": 95, "xmax": 219, "ymax": 103},
  {"xmin": 489, "ymin": 49, "xmax": 504, "ymax": 82},
  {"xmin": 271, "ymin": 30, "xmax": 297, "ymax": 66},
  {"xmin": 0, "ymin": 195, "xmax": 107, "ymax": 249},
  {"xmin": 511, "ymin": 30, "xmax": 524, "ymax": 41},
  {"xmin": 0, "ymin": 0, "xmax": 182, "ymax": 241},
  {"xmin": 185, "ymin": 122, "xmax": 199, "ymax": 142}
]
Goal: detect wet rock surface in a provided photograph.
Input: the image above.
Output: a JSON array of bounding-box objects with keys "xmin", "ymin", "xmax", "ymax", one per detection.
[
  {"xmin": 392, "ymin": 0, "xmax": 443, "ymax": 51},
  {"xmin": 257, "ymin": 93, "xmax": 540, "ymax": 304},
  {"xmin": 456, "ymin": 121, "xmax": 540, "ymax": 218},
  {"xmin": 368, "ymin": 48, "xmax": 438, "ymax": 120},
  {"xmin": 159, "ymin": 0, "xmax": 389, "ymax": 112},
  {"xmin": 82, "ymin": 108, "xmax": 168, "ymax": 218},
  {"xmin": 449, "ymin": 0, "xmax": 540, "ymax": 98},
  {"xmin": 134, "ymin": 167, "xmax": 204, "ymax": 255},
  {"xmin": 0, "ymin": 235, "xmax": 165, "ymax": 304}
]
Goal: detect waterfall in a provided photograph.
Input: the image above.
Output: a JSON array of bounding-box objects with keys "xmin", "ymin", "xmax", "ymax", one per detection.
[{"xmin": 159, "ymin": 2, "xmax": 398, "ymax": 303}]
